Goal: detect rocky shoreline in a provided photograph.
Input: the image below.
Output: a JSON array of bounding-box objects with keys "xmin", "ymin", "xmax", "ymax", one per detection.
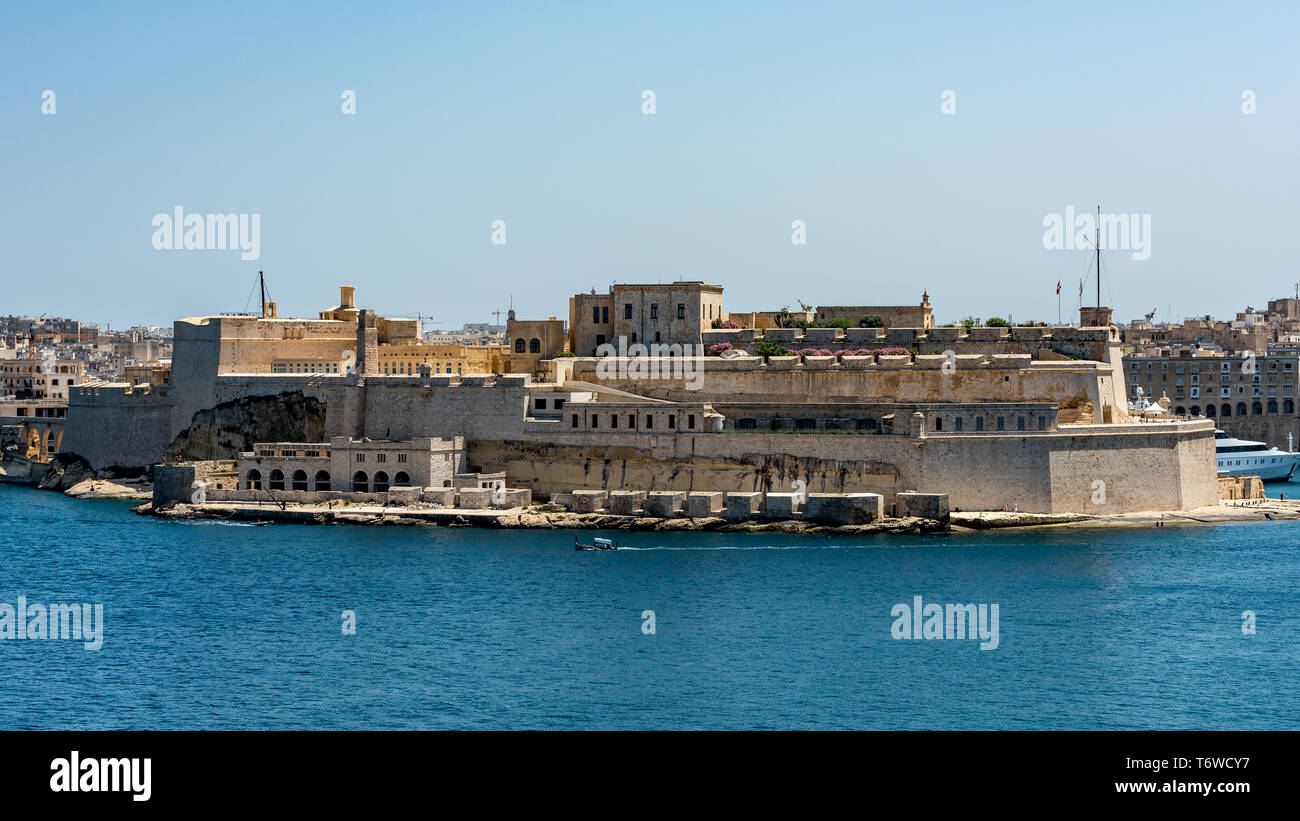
[{"xmin": 134, "ymin": 499, "xmax": 949, "ymax": 534}]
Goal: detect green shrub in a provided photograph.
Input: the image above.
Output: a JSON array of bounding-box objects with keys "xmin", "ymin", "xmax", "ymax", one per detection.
[
  {"xmin": 985, "ymin": 317, "xmax": 1010, "ymax": 327},
  {"xmin": 755, "ymin": 339, "xmax": 791, "ymax": 357},
  {"xmin": 859, "ymin": 315, "xmax": 884, "ymax": 328},
  {"xmin": 827, "ymin": 317, "xmax": 853, "ymax": 329}
]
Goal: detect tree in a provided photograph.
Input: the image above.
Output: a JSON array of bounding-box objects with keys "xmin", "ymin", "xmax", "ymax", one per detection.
[
  {"xmin": 985, "ymin": 317, "xmax": 1010, "ymax": 327},
  {"xmin": 859, "ymin": 315, "xmax": 884, "ymax": 328}
]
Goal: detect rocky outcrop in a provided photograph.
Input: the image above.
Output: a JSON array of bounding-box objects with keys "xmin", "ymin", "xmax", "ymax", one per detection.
[
  {"xmin": 166, "ymin": 392, "xmax": 326, "ymax": 462},
  {"xmin": 35, "ymin": 453, "xmax": 94, "ymax": 491},
  {"xmin": 63, "ymin": 478, "xmax": 150, "ymax": 500}
]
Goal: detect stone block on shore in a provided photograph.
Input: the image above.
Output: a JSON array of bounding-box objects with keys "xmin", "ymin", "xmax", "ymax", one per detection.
[
  {"xmin": 644, "ymin": 491, "xmax": 686, "ymax": 518},
  {"xmin": 386, "ymin": 486, "xmax": 421, "ymax": 506},
  {"xmin": 686, "ymin": 492, "xmax": 724, "ymax": 518},
  {"xmin": 725, "ymin": 492, "xmax": 762, "ymax": 521},
  {"xmin": 896, "ymin": 491, "xmax": 950, "ymax": 521},
  {"xmin": 494, "ymin": 488, "xmax": 532, "ymax": 509},
  {"xmin": 570, "ymin": 489, "xmax": 607, "ymax": 513},
  {"xmin": 805, "ymin": 493, "xmax": 883, "ymax": 524},
  {"xmin": 763, "ymin": 492, "xmax": 802, "ymax": 519},
  {"xmin": 458, "ymin": 488, "xmax": 492, "ymax": 509},
  {"xmin": 609, "ymin": 491, "xmax": 646, "ymax": 516},
  {"xmin": 421, "ymin": 487, "xmax": 456, "ymax": 507}
]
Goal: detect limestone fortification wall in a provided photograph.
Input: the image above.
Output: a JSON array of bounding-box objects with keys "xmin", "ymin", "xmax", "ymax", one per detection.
[
  {"xmin": 565, "ymin": 357, "xmax": 1125, "ymax": 422},
  {"xmin": 467, "ymin": 419, "xmax": 1217, "ymax": 514},
  {"xmin": 62, "ymin": 385, "xmax": 174, "ymax": 470}
]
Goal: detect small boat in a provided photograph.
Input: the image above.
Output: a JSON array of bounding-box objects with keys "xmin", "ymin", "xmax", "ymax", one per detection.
[{"xmin": 575, "ymin": 536, "xmax": 618, "ymax": 551}]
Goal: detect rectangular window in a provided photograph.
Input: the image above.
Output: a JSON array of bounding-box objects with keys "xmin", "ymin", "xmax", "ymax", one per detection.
[
  {"xmin": 601, "ymin": 306, "xmax": 608, "ymax": 324},
  {"xmin": 668, "ymin": 415, "xmax": 676, "ymax": 429},
  {"xmin": 357, "ymin": 454, "xmax": 365, "ymax": 462},
  {"xmin": 997, "ymin": 417, "xmax": 1005, "ymax": 431},
  {"xmin": 397, "ymin": 453, "xmax": 407, "ymax": 463},
  {"xmin": 554, "ymin": 399, "xmax": 564, "ymax": 410},
  {"xmin": 650, "ymin": 304, "xmax": 658, "ymax": 320},
  {"xmin": 611, "ymin": 414, "xmax": 618, "ymax": 429},
  {"xmin": 688, "ymin": 415, "xmax": 696, "ymax": 429},
  {"xmin": 591, "ymin": 415, "xmax": 598, "ymax": 429},
  {"xmin": 1038, "ymin": 416, "xmax": 1046, "ymax": 430},
  {"xmin": 645, "ymin": 415, "xmax": 653, "ymax": 429},
  {"xmin": 678, "ymin": 304, "xmax": 685, "ymax": 320},
  {"xmin": 624, "ymin": 304, "xmax": 633, "ymax": 319},
  {"xmin": 535, "ymin": 398, "xmax": 547, "ymax": 409},
  {"xmin": 377, "ymin": 454, "xmax": 387, "ymax": 463},
  {"xmin": 955, "ymin": 417, "xmax": 963, "ymax": 431},
  {"xmin": 976, "ymin": 417, "xmax": 984, "ymax": 431},
  {"xmin": 1017, "ymin": 416, "xmax": 1025, "ymax": 431},
  {"xmin": 593, "ymin": 307, "xmax": 600, "ymax": 324},
  {"xmin": 571, "ymin": 414, "xmax": 578, "ymax": 428},
  {"xmin": 628, "ymin": 414, "xmax": 635, "ymax": 428}
]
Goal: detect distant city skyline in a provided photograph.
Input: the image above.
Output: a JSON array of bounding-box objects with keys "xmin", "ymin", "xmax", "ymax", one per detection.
[{"xmin": 3, "ymin": 1, "xmax": 1298, "ymax": 329}]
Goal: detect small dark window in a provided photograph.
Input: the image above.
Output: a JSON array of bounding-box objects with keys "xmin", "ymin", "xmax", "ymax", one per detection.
[
  {"xmin": 601, "ymin": 306, "xmax": 608, "ymax": 323},
  {"xmin": 624, "ymin": 304, "xmax": 633, "ymax": 319},
  {"xmin": 535, "ymin": 398, "xmax": 547, "ymax": 409},
  {"xmin": 650, "ymin": 304, "xmax": 658, "ymax": 320},
  {"xmin": 571, "ymin": 414, "xmax": 578, "ymax": 428},
  {"xmin": 678, "ymin": 303, "xmax": 685, "ymax": 319},
  {"xmin": 592, "ymin": 307, "xmax": 600, "ymax": 324},
  {"xmin": 688, "ymin": 415, "xmax": 696, "ymax": 429},
  {"xmin": 669, "ymin": 416, "xmax": 676, "ymax": 429},
  {"xmin": 997, "ymin": 417, "xmax": 1005, "ymax": 431},
  {"xmin": 529, "ymin": 338, "xmax": 540, "ymax": 353},
  {"xmin": 1017, "ymin": 416, "xmax": 1025, "ymax": 431},
  {"xmin": 737, "ymin": 418, "xmax": 756, "ymax": 430},
  {"xmin": 611, "ymin": 415, "xmax": 618, "ymax": 429},
  {"xmin": 628, "ymin": 414, "xmax": 635, "ymax": 428},
  {"xmin": 554, "ymin": 399, "xmax": 564, "ymax": 410}
]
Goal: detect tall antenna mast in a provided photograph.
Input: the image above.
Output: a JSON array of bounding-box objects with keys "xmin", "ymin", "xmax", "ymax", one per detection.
[
  {"xmin": 1095, "ymin": 204, "xmax": 1101, "ymax": 321},
  {"xmin": 259, "ymin": 271, "xmax": 267, "ymax": 318}
]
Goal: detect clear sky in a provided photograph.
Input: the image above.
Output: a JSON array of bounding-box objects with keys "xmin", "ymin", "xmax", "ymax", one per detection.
[{"xmin": 2, "ymin": 1, "xmax": 1297, "ymax": 330}]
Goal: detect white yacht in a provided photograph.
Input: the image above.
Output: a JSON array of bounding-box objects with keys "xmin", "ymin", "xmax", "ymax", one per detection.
[{"xmin": 1215, "ymin": 430, "xmax": 1300, "ymax": 481}]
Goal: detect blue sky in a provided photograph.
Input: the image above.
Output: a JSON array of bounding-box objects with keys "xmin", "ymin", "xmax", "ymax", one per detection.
[{"xmin": 2, "ymin": 1, "xmax": 1297, "ymax": 329}]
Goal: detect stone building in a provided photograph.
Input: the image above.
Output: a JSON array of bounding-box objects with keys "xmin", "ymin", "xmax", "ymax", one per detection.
[
  {"xmin": 568, "ymin": 281, "xmax": 724, "ymax": 356},
  {"xmin": 239, "ymin": 436, "xmax": 465, "ymax": 493},
  {"xmin": 814, "ymin": 291, "xmax": 933, "ymax": 329},
  {"xmin": 505, "ymin": 311, "xmax": 567, "ymax": 375},
  {"xmin": 0, "ymin": 357, "xmax": 84, "ymax": 400}
]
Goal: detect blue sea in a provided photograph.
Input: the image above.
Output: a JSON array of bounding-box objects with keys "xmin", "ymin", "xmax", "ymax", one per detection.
[{"xmin": 1, "ymin": 483, "xmax": 1297, "ymax": 730}]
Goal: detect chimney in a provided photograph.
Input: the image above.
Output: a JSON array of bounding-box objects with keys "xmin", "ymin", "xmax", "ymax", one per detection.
[{"xmin": 340, "ymin": 286, "xmax": 356, "ymax": 310}]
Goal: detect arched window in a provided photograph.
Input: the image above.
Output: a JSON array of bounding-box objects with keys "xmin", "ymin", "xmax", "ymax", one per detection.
[
  {"xmin": 1285, "ymin": 399, "xmax": 1295, "ymax": 414},
  {"xmin": 246, "ymin": 469, "xmax": 262, "ymax": 490},
  {"xmin": 269, "ymin": 469, "xmax": 285, "ymax": 491},
  {"xmin": 1237, "ymin": 403, "xmax": 1248, "ymax": 417},
  {"xmin": 314, "ymin": 470, "xmax": 331, "ymax": 491},
  {"xmin": 1252, "ymin": 401, "xmax": 1263, "ymax": 415},
  {"xmin": 1267, "ymin": 400, "xmax": 1278, "ymax": 414},
  {"xmin": 373, "ymin": 471, "xmax": 390, "ymax": 492},
  {"xmin": 514, "ymin": 338, "xmax": 526, "ymax": 353},
  {"xmin": 393, "ymin": 471, "xmax": 410, "ymax": 485},
  {"xmin": 352, "ymin": 471, "xmax": 369, "ymax": 492},
  {"xmin": 1175, "ymin": 406, "xmax": 1186, "ymax": 416},
  {"xmin": 1206, "ymin": 405, "xmax": 1216, "ymax": 417},
  {"xmin": 1222, "ymin": 403, "xmax": 1232, "ymax": 417},
  {"xmin": 529, "ymin": 338, "xmax": 541, "ymax": 353},
  {"xmin": 291, "ymin": 470, "xmax": 308, "ymax": 491},
  {"xmin": 1190, "ymin": 405, "xmax": 1200, "ymax": 417}
]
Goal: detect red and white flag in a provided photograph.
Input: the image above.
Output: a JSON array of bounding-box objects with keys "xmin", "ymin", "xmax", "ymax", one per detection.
[{"xmin": 1056, "ymin": 280, "xmax": 1061, "ymax": 295}]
